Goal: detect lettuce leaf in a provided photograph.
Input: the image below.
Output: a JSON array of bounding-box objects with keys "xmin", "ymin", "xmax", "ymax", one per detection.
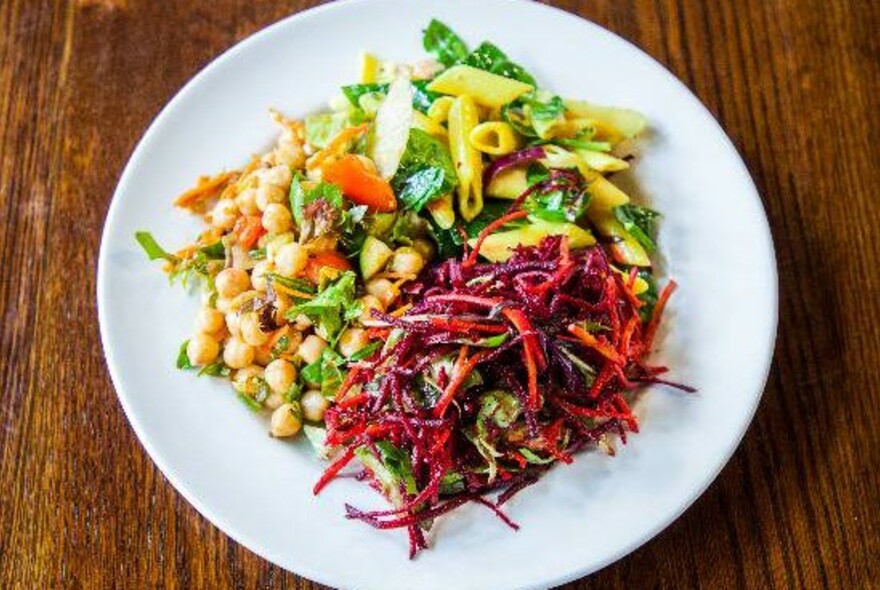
[
  {"xmin": 465, "ymin": 41, "xmax": 535, "ymax": 86},
  {"xmin": 286, "ymin": 271, "xmax": 359, "ymax": 343},
  {"xmin": 392, "ymin": 129, "xmax": 458, "ymax": 211}
]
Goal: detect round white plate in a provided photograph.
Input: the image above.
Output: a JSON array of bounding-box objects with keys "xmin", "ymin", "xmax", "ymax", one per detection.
[{"xmin": 98, "ymin": 1, "xmax": 777, "ymax": 588}]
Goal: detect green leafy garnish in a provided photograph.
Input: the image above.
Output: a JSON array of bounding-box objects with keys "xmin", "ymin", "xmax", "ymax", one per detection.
[
  {"xmin": 236, "ymin": 392, "xmax": 262, "ymax": 412},
  {"xmin": 466, "ymin": 41, "xmax": 535, "ymax": 85},
  {"xmin": 342, "ymin": 81, "xmax": 440, "ymax": 114},
  {"xmin": 348, "ymin": 340, "xmax": 381, "ymax": 362},
  {"xmin": 306, "ymin": 109, "xmax": 366, "ymax": 149},
  {"xmin": 524, "ymin": 186, "xmax": 590, "ymax": 223},
  {"xmin": 614, "ymin": 204, "xmax": 660, "ymax": 253},
  {"xmin": 423, "ymin": 19, "xmax": 470, "ymax": 67},
  {"xmin": 268, "ymin": 273, "xmax": 316, "ymax": 295},
  {"xmin": 198, "ymin": 362, "xmax": 231, "ymax": 378},
  {"xmin": 286, "ymin": 271, "xmax": 360, "ymax": 344},
  {"xmin": 198, "ymin": 241, "xmax": 226, "ymax": 260},
  {"xmin": 289, "ymin": 175, "xmax": 344, "ymax": 227},
  {"xmin": 176, "ymin": 340, "xmax": 194, "ymax": 370},
  {"xmin": 392, "ymin": 129, "xmax": 458, "ymax": 211},
  {"xmin": 135, "ymin": 231, "xmax": 178, "ymax": 263},
  {"xmin": 556, "ymin": 138, "xmax": 612, "ymax": 152}
]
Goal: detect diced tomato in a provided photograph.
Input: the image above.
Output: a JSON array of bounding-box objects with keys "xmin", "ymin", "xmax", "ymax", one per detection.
[
  {"xmin": 322, "ymin": 154, "xmax": 397, "ymax": 212},
  {"xmin": 304, "ymin": 250, "xmax": 353, "ymax": 284}
]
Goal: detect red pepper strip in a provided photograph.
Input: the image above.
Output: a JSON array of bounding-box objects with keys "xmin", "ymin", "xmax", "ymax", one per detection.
[
  {"xmin": 503, "ymin": 308, "xmax": 542, "ymax": 408},
  {"xmin": 313, "ymin": 444, "xmax": 357, "ymax": 495},
  {"xmin": 428, "ymin": 316, "xmax": 509, "ymax": 334},
  {"xmin": 337, "ymin": 391, "xmax": 369, "ymax": 410},
  {"xmin": 232, "ymin": 215, "xmax": 265, "ymax": 249},
  {"xmin": 644, "ymin": 280, "xmax": 677, "ymax": 350},
  {"xmin": 434, "ymin": 347, "xmax": 491, "ymax": 417},
  {"xmin": 567, "ymin": 324, "xmax": 625, "ymax": 365},
  {"xmin": 588, "ymin": 362, "xmax": 616, "ymax": 399},
  {"xmin": 326, "ymin": 423, "xmax": 365, "ymax": 446},
  {"xmin": 464, "ymin": 209, "xmax": 530, "ymax": 267}
]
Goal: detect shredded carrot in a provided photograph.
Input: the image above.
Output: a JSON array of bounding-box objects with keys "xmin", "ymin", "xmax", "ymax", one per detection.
[
  {"xmin": 174, "ymin": 171, "xmax": 238, "ymax": 209},
  {"xmin": 307, "ymin": 124, "xmax": 369, "ymax": 171},
  {"xmin": 567, "ymin": 323, "xmax": 625, "ymax": 364}
]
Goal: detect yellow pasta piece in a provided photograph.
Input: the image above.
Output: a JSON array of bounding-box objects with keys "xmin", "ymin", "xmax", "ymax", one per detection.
[
  {"xmin": 563, "ymin": 99, "xmax": 647, "ymax": 142},
  {"xmin": 360, "ymin": 52, "xmax": 380, "ymax": 84},
  {"xmin": 574, "ymin": 149, "xmax": 630, "ymax": 172},
  {"xmin": 428, "ymin": 65, "xmax": 534, "ymax": 108},
  {"xmin": 447, "ymin": 95, "xmax": 484, "ymax": 221},
  {"xmin": 587, "ymin": 207, "xmax": 650, "ymax": 267},
  {"xmin": 468, "ymin": 121, "xmax": 520, "ymax": 156},
  {"xmin": 412, "ymin": 111, "xmax": 448, "ymax": 140},
  {"xmin": 486, "ymin": 166, "xmax": 528, "ymax": 199},
  {"xmin": 586, "ymin": 175, "xmax": 630, "ymax": 209},
  {"xmin": 427, "ymin": 96, "xmax": 454, "ymax": 123}
]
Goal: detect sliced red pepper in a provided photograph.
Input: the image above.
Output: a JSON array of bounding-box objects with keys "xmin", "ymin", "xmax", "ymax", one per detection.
[{"xmin": 322, "ymin": 154, "xmax": 397, "ymax": 212}]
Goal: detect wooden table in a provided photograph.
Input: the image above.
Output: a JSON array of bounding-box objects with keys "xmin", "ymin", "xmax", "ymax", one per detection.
[{"xmin": 1, "ymin": 1, "xmax": 877, "ymax": 588}]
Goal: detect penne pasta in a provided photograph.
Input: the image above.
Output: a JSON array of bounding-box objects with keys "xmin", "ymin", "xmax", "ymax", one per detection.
[
  {"xmin": 574, "ymin": 149, "xmax": 630, "ymax": 173},
  {"xmin": 468, "ymin": 121, "xmax": 520, "ymax": 156},
  {"xmin": 426, "ymin": 193, "xmax": 456, "ymax": 229},
  {"xmin": 427, "ymin": 96, "xmax": 454, "ymax": 123},
  {"xmin": 563, "ymin": 99, "xmax": 647, "ymax": 143},
  {"xmin": 447, "ymin": 95, "xmax": 484, "ymax": 221},
  {"xmin": 412, "ymin": 111, "xmax": 448, "ymax": 140},
  {"xmin": 428, "ymin": 65, "xmax": 534, "ymax": 107},
  {"xmin": 360, "ymin": 52, "xmax": 380, "ymax": 84}
]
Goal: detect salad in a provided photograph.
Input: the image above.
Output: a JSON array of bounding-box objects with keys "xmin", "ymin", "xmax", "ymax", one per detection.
[{"xmin": 136, "ymin": 19, "xmax": 691, "ymax": 557}]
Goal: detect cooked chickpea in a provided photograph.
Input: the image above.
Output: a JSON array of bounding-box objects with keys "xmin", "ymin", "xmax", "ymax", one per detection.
[
  {"xmin": 223, "ymin": 337, "xmax": 255, "ymax": 369},
  {"xmin": 250, "ymin": 260, "xmax": 273, "ymax": 292},
  {"xmin": 186, "ymin": 332, "xmax": 219, "ymax": 365},
  {"xmin": 337, "ymin": 327, "xmax": 370, "ymax": 358},
  {"xmin": 235, "ymin": 187, "xmax": 259, "ymax": 215},
  {"xmin": 264, "ymin": 392, "xmax": 285, "ymax": 410},
  {"xmin": 210, "ymin": 198, "xmax": 239, "ymax": 230},
  {"xmin": 253, "ymin": 346, "xmax": 273, "ymax": 367},
  {"xmin": 215, "ymin": 297, "xmax": 233, "ymax": 314},
  {"xmin": 225, "ymin": 312, "xmax": 242, "ymax": 337},
  {"xmin": 195, "ymin": 307, "xmax": 224, "ymax": 335},
  {"xmin": 256, "ymin": 164, "xmax": 293, "ymax": 189},
  {"xmin": 298, "ymin": 334, "xmax": 327, "ymax": 365},
  {"xmin": 366, "ymin": 277, "xmax": 398, "ymax": 308},
  {"xmin": 292, "ymin": 313, "xmax": 313, "ymax": 331},
  {"xmin": 261, "ymin": 203, "xmax": 292, "ymax": 234},
  {"xmin": 388, "ymin": 247, "xmax": 425, "ymax": 277},
  {"xmin": 240, "ymin": 312, "xmax": 269, "ymax": 347},
  {"xmin": 215, "ymin": 268, "xmax": 250, "ymax": 299},
  {"xmin": 275, "ymin": 242, "xmax": 308, "ymax": 277},
  {"xmin": 358, "ymin": 295, "xmax": 385, "ymax": 323},
  {"xmin": 273, "ymin": 294, "xmax": 292, "ymax": 324},
  {"xmin": 301, "ymin": 390, "xmax": 329, "ymax": 422},
  {"xmin": 232, "ymin": 365, "xmax": 264, "ymax": 395},
  {"xmin": 265, "ymin": 358, "xmax": 296, "ymax": 394},
  {"xmin": 270, "ymin": 403, "xmax": 302, "ymax": 438},
  {"xmin": 255, "ymin": 184, "xmax": 287, "ymax": 212}
]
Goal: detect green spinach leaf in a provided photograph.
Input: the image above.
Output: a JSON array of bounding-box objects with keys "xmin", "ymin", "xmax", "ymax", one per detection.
[{"xmin": 423, "ymin": 19, "xmax": 470, "ymax": 67}]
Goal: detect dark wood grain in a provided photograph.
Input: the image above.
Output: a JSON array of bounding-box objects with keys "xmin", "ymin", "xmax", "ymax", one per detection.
[{"xmin": 1, "ymin": 1, "xmax": 877, "ymax": 588}]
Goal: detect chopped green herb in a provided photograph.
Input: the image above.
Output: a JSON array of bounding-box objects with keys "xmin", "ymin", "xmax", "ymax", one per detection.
[
  {"xmin": 135, "ymin": 231, "xmax": 178, "ymax": 262},
  {"xmin": 176, "ymin": 340, "xmax": 194, "ymax": 370},
  {"xmin": 198, "ymin": 362, "xmax": 231, "ymax": 377},
  {"xmin": 615, "ymin": 204, "xmax": 660, "ymax": 253},
  {"xmin": 422, "ymin": 19, "xmax": 470, "ymax": 67}
]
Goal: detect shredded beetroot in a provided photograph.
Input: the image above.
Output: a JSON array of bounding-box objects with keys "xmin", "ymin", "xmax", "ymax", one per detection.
[{"xmin": 314, "ymin": 233, "xmax": 688, "ymax": 557}]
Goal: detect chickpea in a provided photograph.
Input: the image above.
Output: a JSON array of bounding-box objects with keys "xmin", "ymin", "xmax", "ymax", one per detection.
[
  {"xmin": 264, "ymin": 392, "xmax": 285, "ymax": 410},
  {"xmin": 235, "ymin": 187, "xmax": 259, "ymax": 215},
  {"xmin": 215, "ymin": 268, "xmax": 250, "ymax": 299},
  {"xmin": 292, "ymin": 313, "xmax": 313, "ymax": 331},
  {"xmin": 270, "ymin": 403, "xmax": 302, "ymax": 438},
  {"xmin": 195, "ymin": 307, "xmax": 225, "ymax": 334},
  {"xmin": 186, "ymin": 332, "xmax": 219, "ymax": 365},
  {"xmin": 388, "ymin": 247, "xmax": 425, "ymax": 277},
  {"xmin": 210, "ymin": 199, "xmax": 239, "ymax": 230},
  {"xmin": 256, "ymin": 164, "xmax": 293, "ymax": 189},
  {"xmin": 255, "ymin": 184, "xmax": 287, "ymax": 212},
  {"xmin": 253, "ymin": 346, "xmax": 273, "ymax": 367},
  {"xmin": 358, "ymin": 294, "xmax": 385, "ymax": 323},
  {"xmin": 301, "ymin": 390, "xmax": 329, "ymax": 422},
  {"xmin": 250, "ymin": 260, "xmax": 273, "ymax": 292},
  {"xmin": 240, "ymin": 312, "xmax": 269, "ymax": 347},
  {"xmin": 265, "ymin": 359, "xmax": 296, "ymax": 394},
  {"xmin": 366, "ymin": 277, "xmax": 398, "ymax": 309},
  {"xmin": 215, "ymin": 297, "xmax": 233, "ymax": 315},
  {"xmin": 261, "ymin": 203, "xmax": 292, "ymax": 234},
  {"xmin": 225, "ymin": 312, "xmax": 242, "ymax": 337},
  {"xmin": 275, "ymin": 242, "xmax": 308, "ymax": 278},
  {"xmin": 232, "ymin": 365, "xmax": 264, "ymax": 395},
  {"xmin": 337, "ymin": 327, "xmax": 370, "ymax": 358},
  {"xmin": 298, "ymin": 334, "xmax": 327, "ymax": 365},
  {"xmin": 229, "ymin": 289, "xmax": 259, "ymax": 313},
  {"xmin": 223, "ymin": 337, "xmax": 255, "ymax": 369},
  {"xmin": 273, "ymin": 294, "xmax": 292, "ymax": 324}
]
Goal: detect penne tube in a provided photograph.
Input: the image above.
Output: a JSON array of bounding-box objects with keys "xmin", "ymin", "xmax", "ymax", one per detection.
[
  {"xmin": 412, "ymin": 111, "xmax": 448, "ymax": 140},
  {"xmin": 468, "ymin": 121, "xmax": 520, "ymax": 156},
  {"xmin": 428, "ymin": 65, "xmax": 534, "ymax": 108},
  {"xmin": 563, "ymin": 99, "xmax": 647, "ymax": 143},
  {"xmin": 427, "ymin": 96, "xmax": 454, "ymax": 123},
  {"xmin": 360, "ymin": 52, "xmax": 380, "ymax": 84},
  {"xmin": 426, "ymin": 193, "xmax": 456, "ymax": 229},
  {"xmin": 447, "ymin": 95, "xmax": 484, "ymax": 221},
  {"xmin": 575, "ymin": 149, "xmax": 630, "ymax": 173}
]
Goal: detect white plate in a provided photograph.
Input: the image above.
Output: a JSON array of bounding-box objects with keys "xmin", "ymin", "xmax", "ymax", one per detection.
[{"xmin": 98, "ymin": 1, "xmax": 777, "ymax": 588}]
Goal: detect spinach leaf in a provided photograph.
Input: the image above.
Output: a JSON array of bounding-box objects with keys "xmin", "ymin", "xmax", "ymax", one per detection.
[
  {"xmin": 423, "ymin": 19, "xmax": 469, "ymax": 67},
  {"xmin": 392, "ymin": 129, "xmax": 458, "ymax": 211},
  {"xmin": 615, "ymin": 204, "xmax": 660, "ymax": 253},
  {"xmin": 342, "ymin": 82, "xmax": 388, "ymax": 106},
  {"xmin": 466, "ymin": 41, "xmax": 535, "ymax": 85},
  {"xmin": 343, "ymin": 81, "xmax": 439, "ymax": 114},
  {"xmin": 526, "ymin": 162, "xmax": 550, "ymax": 185},
  {"xmin": 286, "ymin": 271, "xmax": 359, "ymax": 344},
  {"xmin": 411, "ymin": 80, "xmax": 443, "ymax": 113},
  {"xmin": 524, "ymin": 186, "xmax": 590, "ymax": 223},
  {"xmin": 135, "ymin": 231, "xmax": 178, "ymax": 262},
  {"xmin": 429, "ymin": 199, "xmax": 526, "ymax": 259}
]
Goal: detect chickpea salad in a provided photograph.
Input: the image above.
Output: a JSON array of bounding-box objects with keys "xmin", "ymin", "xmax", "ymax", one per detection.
[{"xmin": 136, "ymin": 20, "xmax": 690, "ymax": 556}]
